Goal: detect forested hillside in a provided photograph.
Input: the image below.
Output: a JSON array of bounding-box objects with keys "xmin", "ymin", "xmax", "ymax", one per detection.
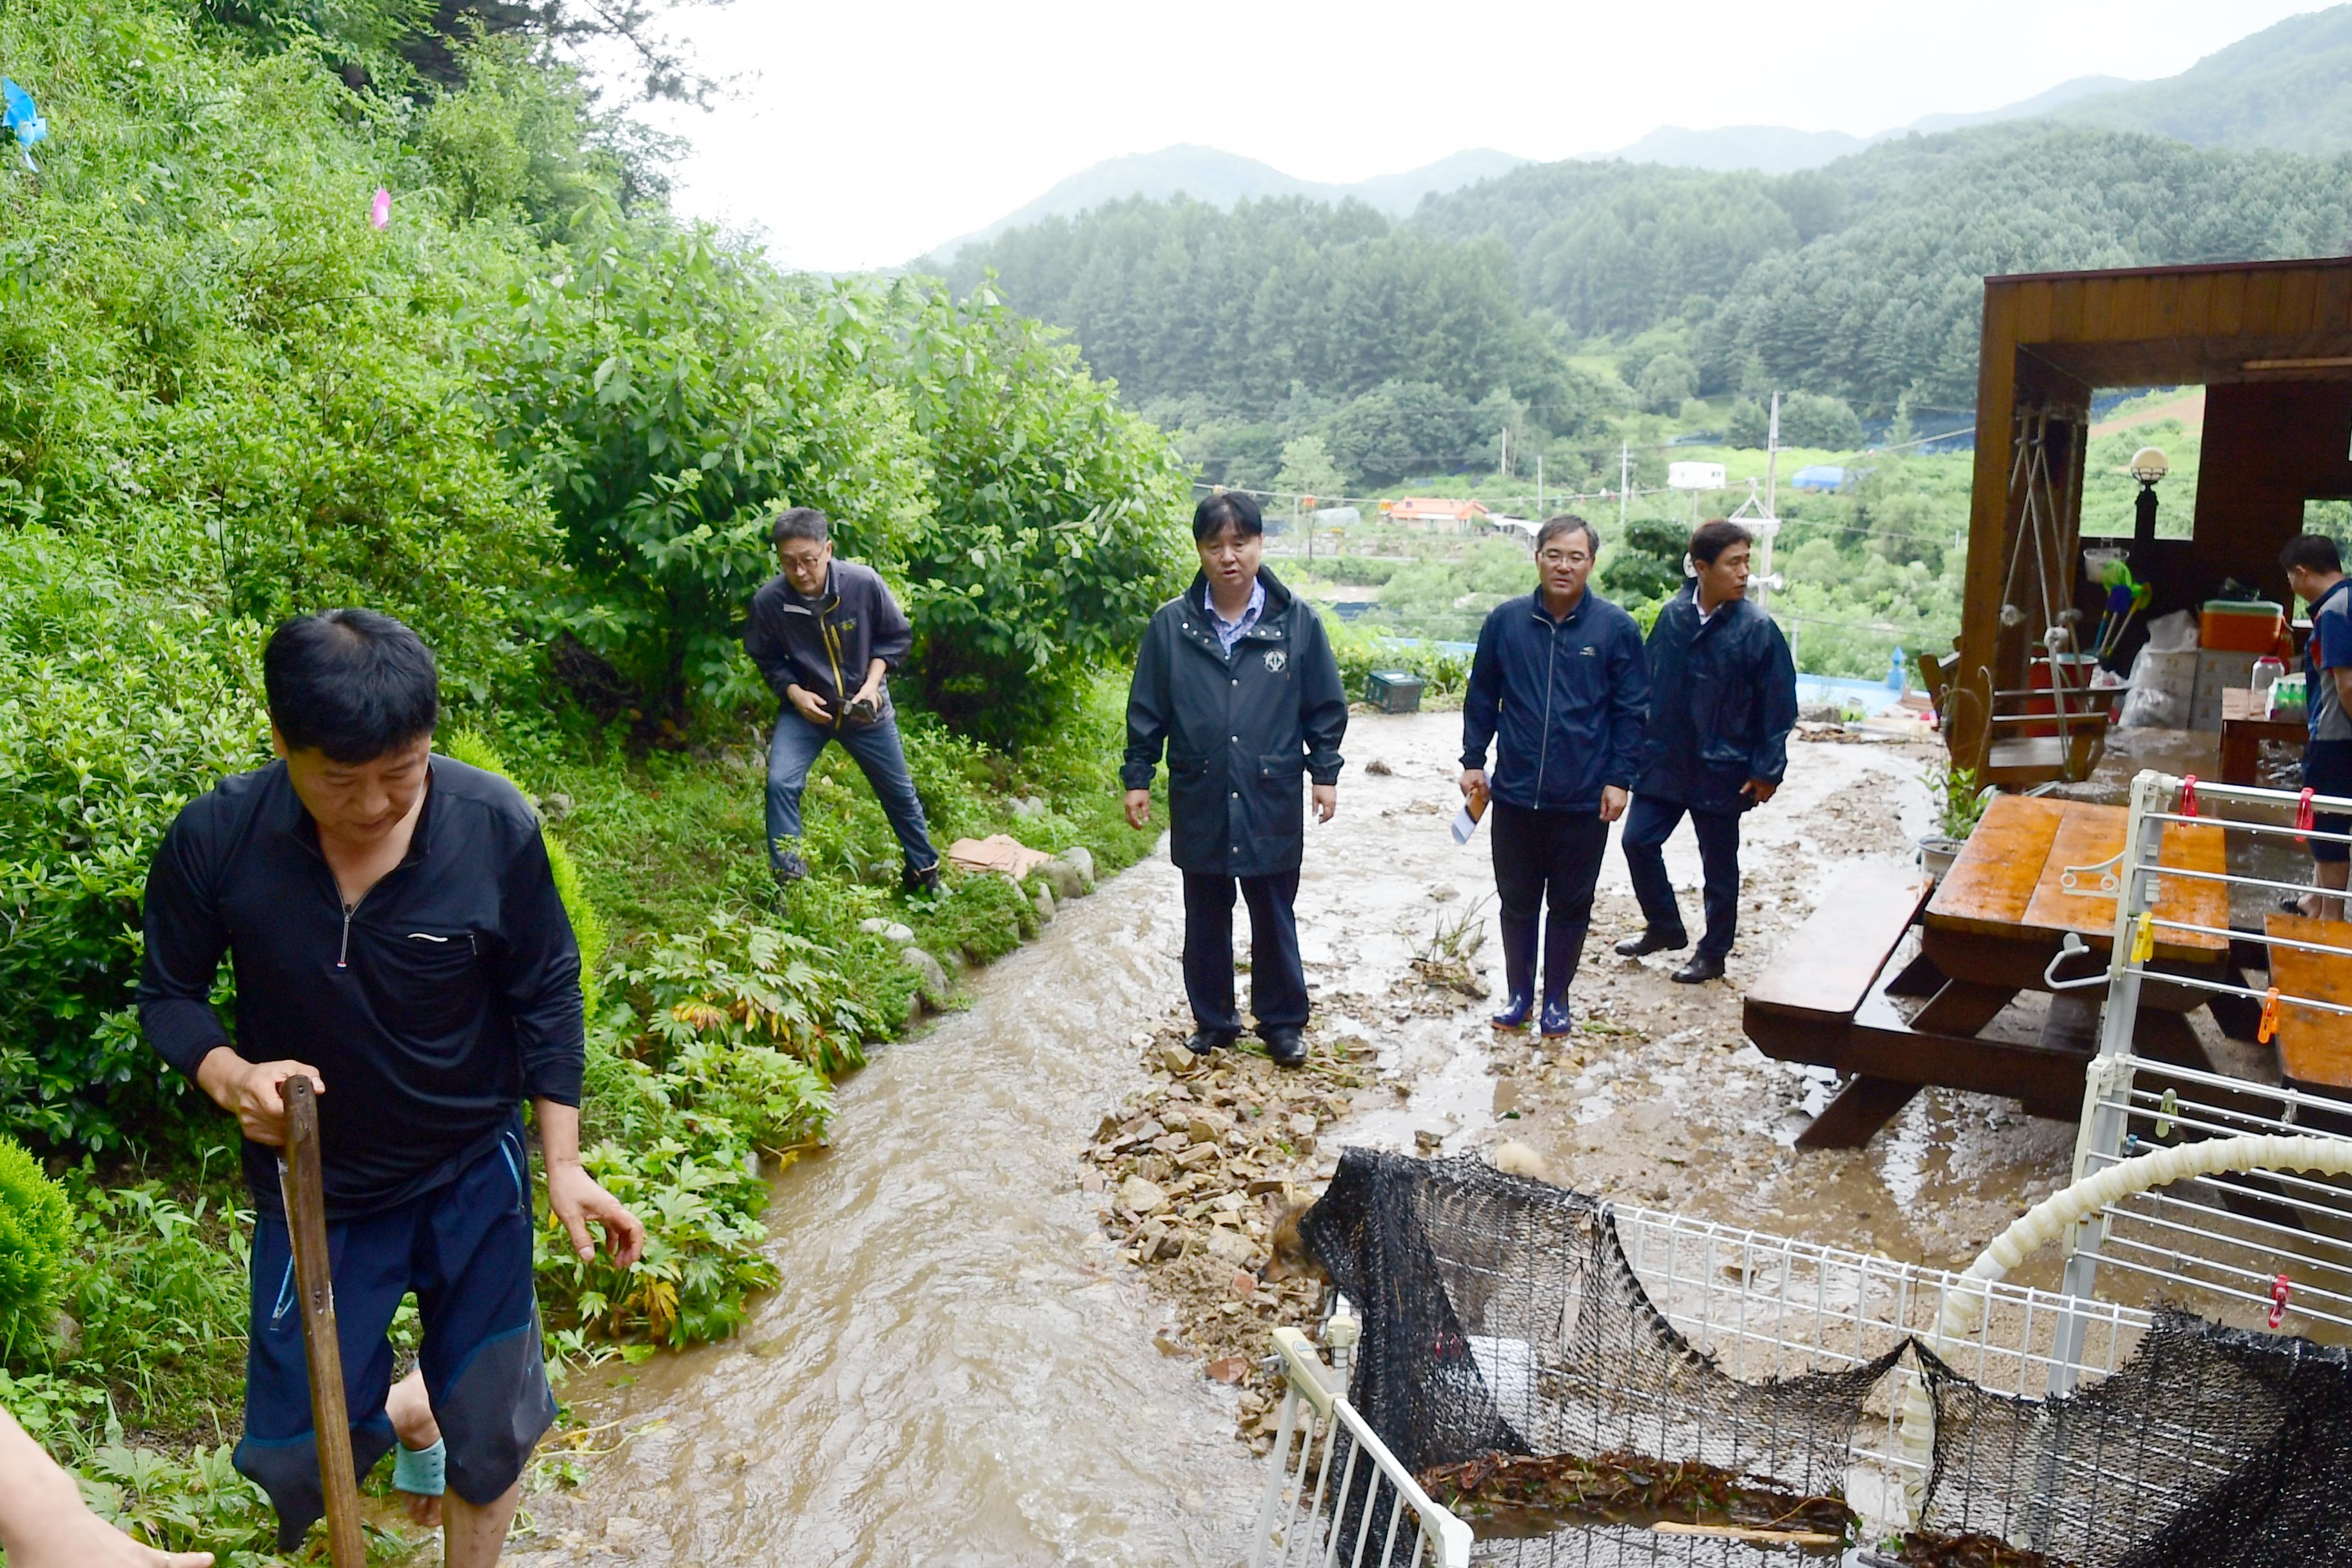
[
  {"xmin": 948, "ymin": 118, "xmax": 2352, "ymax": 484},
  {"xmin": 2053, "ymin": 5, "xmax": 2352, "ymax": 153},
  {"xmin": 0, "ymin": 1, "xmax": 1190, "ymax": 1550}
]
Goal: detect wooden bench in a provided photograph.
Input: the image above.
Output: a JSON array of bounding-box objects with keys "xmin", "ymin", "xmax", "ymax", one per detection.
[
  {"xmin": 2264, "ymin": 914, "xmax": 2352, "ymax": 1094},
  {"xmin": 1744, "ymin": 865, "xmax": 1937, "ymax": 1148}
]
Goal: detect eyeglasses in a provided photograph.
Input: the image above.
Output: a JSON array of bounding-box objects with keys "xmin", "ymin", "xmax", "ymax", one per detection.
[{"xmin": 1537, "ymin": 551, "xmax": 1590, "ymax": 568}]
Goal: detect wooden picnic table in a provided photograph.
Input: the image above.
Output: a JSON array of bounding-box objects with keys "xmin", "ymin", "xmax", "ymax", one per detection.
[
  {"xmin": 2264, "ymin": 913, "xmax": 2352, "ymax": 1095},
  {"xmin": 2220, "ymin": 687, "xmax": 2305, "ymax": 786},
  {"xmin": 1743, "ymin": 796, "xmax": 2235, "ymax": 1148}
]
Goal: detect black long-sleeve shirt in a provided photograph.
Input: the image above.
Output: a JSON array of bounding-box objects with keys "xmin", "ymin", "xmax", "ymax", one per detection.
[{"xmin": 138, "ymin": 756, "xmax": 583, "ymax": 1219}]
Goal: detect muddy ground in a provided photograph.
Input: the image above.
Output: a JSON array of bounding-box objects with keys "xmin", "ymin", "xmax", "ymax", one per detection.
[
  {"xmin": 511, "ymin": 708, "xmax": 2096, "ymax": 1563},
  {"xmin": 1088, "ymin": 709, "xmax": 2093, "ymax": 1435}
]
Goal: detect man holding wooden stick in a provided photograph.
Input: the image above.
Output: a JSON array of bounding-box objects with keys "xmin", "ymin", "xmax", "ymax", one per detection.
[{"xmin": 138, "ymin": 610, "xmax": 644, "ymax": 1564}]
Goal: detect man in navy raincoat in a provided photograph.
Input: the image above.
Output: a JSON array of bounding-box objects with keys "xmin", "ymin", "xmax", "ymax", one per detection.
[
  {"xmin": 1123, "ymin": 491, "xmax": 1348, "ymax": 1068},
  {"xmin": 1460, "ymin": 516, "xmax": 1650, "ymax": 1040},
  {"xmin": 1616, "ymin": 518, "xmax": 1798, "ymax": 983}
]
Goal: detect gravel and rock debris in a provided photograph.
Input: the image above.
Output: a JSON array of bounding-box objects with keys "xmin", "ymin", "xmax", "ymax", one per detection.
[{"xmin": 1078, "ymin": 1017, "xmax": 1375, "ymax": 1449}]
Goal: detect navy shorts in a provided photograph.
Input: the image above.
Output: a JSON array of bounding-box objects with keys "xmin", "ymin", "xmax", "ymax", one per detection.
[
  {"xmin": 2307, "ymin": 741, "xmax": 2352, "ymax": 864},
  {"xmin": 236, "ymin": 1119, "xmax": 554, "ymax": 1548}
]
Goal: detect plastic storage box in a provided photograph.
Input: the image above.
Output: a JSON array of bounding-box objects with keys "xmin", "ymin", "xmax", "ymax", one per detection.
[
  {"xmin": 2201, "ymin": 600, "xmax": 2286, "ymax": 653},
  {"xmin": 1365, "ymin": 670, "xmax": 1424, "ymax": 714}
]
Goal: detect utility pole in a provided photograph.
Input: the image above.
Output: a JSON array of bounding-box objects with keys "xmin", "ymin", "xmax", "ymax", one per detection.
[
  {"xmin": 1618, "ymin": 442, "xmax": 1630, "ymax": 530},
  {"xmin": 1498, "ymin": 428, "xmax": 1509, "ymax": 478},
  {"xmin": 1536, "ymin": 454, "xmax": 1544, "ymax": 521},
  {"xmin": 1765, "ymin": 391, "xmax": 1781, "ymax": 518}
]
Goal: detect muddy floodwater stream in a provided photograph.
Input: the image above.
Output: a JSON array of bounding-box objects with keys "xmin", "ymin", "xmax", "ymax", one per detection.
[
  {"xmin": 514, "ymin": 847, "xmax": 1264, "ymax": 1565},
  {"xmin": 515, "ymin": 711, "xmax": 2125, "ymax": 1564}
]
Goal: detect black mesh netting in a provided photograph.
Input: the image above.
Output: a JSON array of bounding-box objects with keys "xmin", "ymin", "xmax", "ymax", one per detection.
[{"xmin": 1293, "ymin": 1148, "xmax": 2352, "ymax": 1567}]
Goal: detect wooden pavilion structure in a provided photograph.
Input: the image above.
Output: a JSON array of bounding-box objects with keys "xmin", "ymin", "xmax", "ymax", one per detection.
[{"xmin": 1939, "ymin": 257, "xmax": 2352, "ymax": 785}]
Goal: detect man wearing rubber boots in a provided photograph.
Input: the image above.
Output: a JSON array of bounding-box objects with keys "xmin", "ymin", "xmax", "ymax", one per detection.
[
  {"xmin": 1460, "ymin": 515, "xmax": 1649, "ymax": 1041},
  {"xmin": 138, "ymin": 610, "xmax": 643, "ymax": 1565},
  {"xmin": 1616, "ymin": 518, "xmax": 1798, "ymax": 983},
  {"xmin": 1124, "ymin": 490, "xmax": 1348, "ymax": 1068}
]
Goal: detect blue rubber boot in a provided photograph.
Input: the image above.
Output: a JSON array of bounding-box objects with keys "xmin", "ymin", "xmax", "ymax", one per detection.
[
  {"xmin": 1539, "ymin": 997, "xmax": 1574, "ymax": 1040},
  {"xmin": 1491, "ymin": 912, "xmax": 1538, "ymax": 1031}
]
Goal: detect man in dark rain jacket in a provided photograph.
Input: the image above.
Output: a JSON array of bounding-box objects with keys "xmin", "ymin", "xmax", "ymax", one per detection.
[
  {"xmin": 1123, "ymin": 491, "xmax": 1348, "ymax": 1068},
  {"xmin": 1460, "ymin": 515, "xmax": 1650, "ymax": 1041},
  {"xmin": 1616, "ymin": 518, "xmax": 1798, "ymax": 983}
]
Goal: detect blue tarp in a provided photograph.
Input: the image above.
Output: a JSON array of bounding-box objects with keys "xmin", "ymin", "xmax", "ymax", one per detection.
[{"xmin": 1789, "ymin": 465, "xmax": 1850, "ymax": 492}]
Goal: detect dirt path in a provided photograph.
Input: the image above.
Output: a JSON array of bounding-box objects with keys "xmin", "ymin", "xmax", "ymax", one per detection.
[{"xmin": 515, "ymin": 710, "xmax": 2081, "ymax": 1560}]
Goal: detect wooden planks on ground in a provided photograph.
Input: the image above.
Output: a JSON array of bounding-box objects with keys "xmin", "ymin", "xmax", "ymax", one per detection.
[
  {"xmin": 2265, "ymin": 914, "xmax": 2352, "ymax": 1090},
  {"xmin": 1745, "ymin": 865, "xmax": 1936, "ymax": 1023}
]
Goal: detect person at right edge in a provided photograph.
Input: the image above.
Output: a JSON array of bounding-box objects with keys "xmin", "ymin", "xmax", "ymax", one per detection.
[
  {"xmin": 1460, "ymin": 514, "xmax": 1649, "ymax": 1041},
  {"xmin": 1123, "ymin": 490, "xmax": 1347, "ymax": 1068},
  {"xmin": 2281, "ymin": 532, "xmax": 2352, "ymax": 918},
  {"xmin": 1615, "ymin": 518, "xmax": 1798, "ymax": 983}
]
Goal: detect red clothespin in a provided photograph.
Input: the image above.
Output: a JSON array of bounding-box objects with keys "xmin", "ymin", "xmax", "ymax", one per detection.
[
  {"xmin": 2297, "ymin": 787, "xmax": 2317, "ymax": 845},
  {"xmin": 2259, "ymin": 985, "xmax": 2284, "ymax": 1045},
  {"xmin": 2179, "ymin": 774, "xmax": 2199, "ymax": 818},
  {"xmin": 2269, "ymin": 1273, "xmax": 2292, "ymax": 1329}
]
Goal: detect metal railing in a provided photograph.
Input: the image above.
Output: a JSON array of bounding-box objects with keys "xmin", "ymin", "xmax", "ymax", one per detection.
[
  {"xmin": 1251, "ymin": 1310, "xmax": 1473, "ymax": 1568},
  {"xmin": 2053, "ymin": 769, "xmax": 2352, "ymax": 1375}
]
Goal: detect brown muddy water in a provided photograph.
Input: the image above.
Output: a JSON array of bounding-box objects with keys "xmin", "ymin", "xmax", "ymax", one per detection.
[{"xmin": 515, "ymin": 711, "xmax": 2170, "ymax": 1563}]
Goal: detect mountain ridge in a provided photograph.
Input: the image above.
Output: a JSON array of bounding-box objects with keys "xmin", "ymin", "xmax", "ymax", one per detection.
[{"xmin": 918, "ymin": 145, "xmax": 1527, "ymax": 262}]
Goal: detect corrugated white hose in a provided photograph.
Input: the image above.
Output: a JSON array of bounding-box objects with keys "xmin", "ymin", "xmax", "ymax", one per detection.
[{"xmin": 1894, "ymin": 1133, "xmax": 2352, "ymax": 1517}]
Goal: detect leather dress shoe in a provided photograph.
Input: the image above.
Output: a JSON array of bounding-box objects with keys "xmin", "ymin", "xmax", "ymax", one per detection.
[
  {"xmin": 1614, "ymin": 928, "xmax": 1687, "ymax": 957},
  {"xmin": 1263, "ymin": 1026, "xmax": 1308, "ymax": 1068},
  {"xmin": 1672, "ymin": 954, "xmax": 1727, "ymax": 985}
]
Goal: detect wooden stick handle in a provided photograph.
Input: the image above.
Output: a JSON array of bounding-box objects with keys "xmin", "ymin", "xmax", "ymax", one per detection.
[{"xmin": 279, "ymin": 1074, "xmax": 367, "ymax": 1568}]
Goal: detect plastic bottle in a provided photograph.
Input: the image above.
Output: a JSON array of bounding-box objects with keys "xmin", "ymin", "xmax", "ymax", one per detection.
[{"xmin": 2252, "ymin": 656, "xmax": 2286, "ymax": 701}]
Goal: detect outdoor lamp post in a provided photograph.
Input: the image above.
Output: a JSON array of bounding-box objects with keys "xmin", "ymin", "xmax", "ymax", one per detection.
[{"xmin": 2130, "ymin": 445, "xmax": 2168, "ymax": 545}]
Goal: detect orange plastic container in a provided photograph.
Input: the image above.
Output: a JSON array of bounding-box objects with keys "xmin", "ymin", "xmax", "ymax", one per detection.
[{"xmin": 2202, "ymin": 601, "xmax": 2286, "ymax": 653}]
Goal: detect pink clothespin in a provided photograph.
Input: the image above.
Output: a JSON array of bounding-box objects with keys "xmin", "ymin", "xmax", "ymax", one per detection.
[
  {"xmin": 2297, "ymin": 787, "xmax": 2317, "ymax": 845},
  {"xmin": 2269, "ymin": 1273, "xmax": 2292, "ymax": 1329},
  {"xmin": 2179, "ymin": 775, "xmax": 2199, "ymax": 818}
]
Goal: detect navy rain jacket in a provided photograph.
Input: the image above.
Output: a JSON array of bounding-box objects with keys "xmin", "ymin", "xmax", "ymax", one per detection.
[
  {"xmin": 1122, "ymin": 569, "xmax": 1348, "ymax": 877},
  {"xmin": 1460, "ymin": 589, "xmax": 1649, "ymax": 814},
  {"xmin": 743, "ymin": 560, "xmax": 914, "ymax": 729},
  {"xmin": 139, "ymin": 756, "xmax": 584, "ymax": 1219},
  {"xmin": 1635, "ymin": 584, "xmax": 1798, "ymax": 812}
]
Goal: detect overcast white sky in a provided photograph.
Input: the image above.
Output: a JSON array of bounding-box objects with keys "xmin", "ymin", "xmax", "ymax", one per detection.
[{"xmin": 631, "ymin": 1, "xmax": 2329, "ymax": 273}]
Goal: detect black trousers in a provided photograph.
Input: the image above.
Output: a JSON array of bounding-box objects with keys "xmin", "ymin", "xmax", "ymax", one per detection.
[
  {"xmin": 1622, "ymin": 794, "xmax": 1745, "ymax": 958},
  {"xmin": 1489, "ymin": 802, "xmax": 1611, "ymax": 1008},
  {"xmin": 1182, "ymin": 869, "xmax": 1308, "ymax": 1035}
]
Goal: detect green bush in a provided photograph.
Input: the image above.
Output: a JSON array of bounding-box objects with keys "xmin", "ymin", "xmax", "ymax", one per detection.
[
  {"xmin": 0, "ymin": 535, "xmax": 268, "ymax": 1149},
  {"xmin": 0, "ymin": 1137, "xmax": 72, "ymax": 1360},
  {"xmin": 888, "ymin": 281, "xmax": 1193, "ymax": 748},
  {"xmin": 534, "ymin": 908, "xmax": 871, "ymax": 1346}
]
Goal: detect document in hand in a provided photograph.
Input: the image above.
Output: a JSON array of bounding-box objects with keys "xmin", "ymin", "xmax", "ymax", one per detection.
[{"xmin": 1451, "ymin": 789, "xmax": 1487, "ymax": 847}]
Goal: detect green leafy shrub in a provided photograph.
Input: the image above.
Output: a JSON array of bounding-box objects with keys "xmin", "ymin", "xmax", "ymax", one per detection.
[
  {"xmin": 52, "ymin": 1178, "xmax": 252, "ymax": 1435},
  {"xmin": 0, "ymin": 537, "xmax": 268, "ymax": 1148},
  {"xmin": 0, "ymin": 1137, "xmax": 72, "ymax": 1360},
  {"xmin": 537, "ymin": 910, "xmax": 870, "ymax": 1346},
  {"xmin": 1324, "ymin": 612, "xmax": 1470, "ymax": 703},
  {"xmin": 467, "ymin": 228, "xmax": 936, "ymax": 723},
  {"xmin": 887, "ymin": 281, "xmax": 1193, "ymax": 748}
]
